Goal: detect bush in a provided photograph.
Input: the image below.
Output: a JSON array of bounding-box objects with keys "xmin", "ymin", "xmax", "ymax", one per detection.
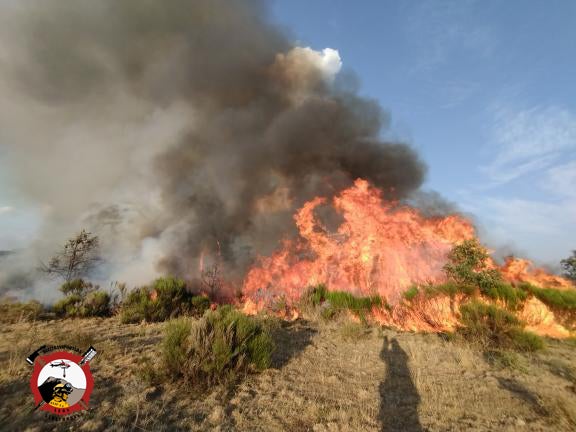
[
  {"xmin": 162, "ymin": 306, "xmax": 274, "ymax": 386},
  {"xmin": 458, "ymin": 301, "xmax": 543, "ymax": 352},
  {"xmin": 52, "ymin": 278, "xmax": 111, "ymax": 318},
  {"xmin": 53, "ymin": 291, "xmax": 111, "ymax": 318},
  {"xmin": 0, "ymin": 299, "xmax": 44, "ymax": 323},
  {"xmin": 120, "ymin": 277, "xmax": 209, "ymax": 323},
  {"xmin": 81, "ymin": 290, "xmax": 111, "ymax": 317},
  {"xmin": 53, "ymin": 294, "xmax": 83, "ymax": 317}
]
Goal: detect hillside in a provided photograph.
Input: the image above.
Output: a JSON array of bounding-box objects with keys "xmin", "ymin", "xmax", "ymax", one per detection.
[{"xmin": 1, "ymin": 316, "xmax": 575, "ymax": 431}]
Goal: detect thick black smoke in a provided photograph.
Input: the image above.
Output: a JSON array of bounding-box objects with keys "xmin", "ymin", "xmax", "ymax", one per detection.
[{"xmin": 0, "ymin": 0, "xmax": 426, "ymax": 295}]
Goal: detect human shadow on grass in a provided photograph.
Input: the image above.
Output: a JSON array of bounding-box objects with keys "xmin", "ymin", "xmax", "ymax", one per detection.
[{"xmin": 379, "ymin": 336, "xmax": 423, "ymax": 432}]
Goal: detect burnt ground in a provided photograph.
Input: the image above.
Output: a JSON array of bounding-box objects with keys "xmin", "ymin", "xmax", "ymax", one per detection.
[{"xmin": 0, "ymin": 316, "xmax": 575, "ymax": 431}]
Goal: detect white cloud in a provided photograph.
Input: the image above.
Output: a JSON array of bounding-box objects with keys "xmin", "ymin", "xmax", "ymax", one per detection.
[
  {"xmin": 460, "ymin": 196, "xmax": 576, "ymax": 263},
  {"xmin": 482, "ymin": 105, "xmax": 576, "ymax": 184},
  {"xmin": 0, "ymin": 206, "xmax": 14, "ymax": 215}
]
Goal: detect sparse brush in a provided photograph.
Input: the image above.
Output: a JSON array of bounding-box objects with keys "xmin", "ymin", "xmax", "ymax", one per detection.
[
  {"xmin": 458, "ymin": 301, "xmax": 544, "ymax": 352},
  {"xmin": 0, "ymin": 299, "xmax": 44, "ymax": 324},
  {"xmin": 161, "ymin": 305, "xmax": 274, "ymax": 386}
]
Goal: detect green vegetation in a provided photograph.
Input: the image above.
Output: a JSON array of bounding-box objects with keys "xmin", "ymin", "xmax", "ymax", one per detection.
[
  {"xmin": 304, "ymin": 284, "xmax": 384, "ymax": 321},
  {"xmin": 120, "ymin": 277, "xmax": 210, "ymax": 323},
  {"xmin": 443, "ymin": 239, "xmax": 501, "ymax": 291},
  {"xmin": 458, "ymin": 301, "xmax": 544, "ymax": 352},
  {"xmin": 161, "ymin": 306, "xmax": 274, "ymax": 386},
  {"xmin": 519, "ymin": 283, "xmax": 576, "ymax": 311},
  {"xmin": 0, "ymin": 299, "xmax": 44, "ymax": 323},
  {"xmin": 403, "ymin": 286, "xmax": 419, "ymax": 301},
  {"xmin": 52, "ymin": 279, "xmax": 111, "ymax": 318}
]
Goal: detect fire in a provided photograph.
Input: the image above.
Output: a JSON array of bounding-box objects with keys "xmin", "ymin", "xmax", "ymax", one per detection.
[
  {"xmin": 243, "ymin": 179, "xmax": 475, "ymax": 306},
  {"xmin": 501, "ymin": 256, "xmax": 573, "ymax": 290},
  {"xmin": 240, "ymin": 178, "xmax": 574, "ymax": 337}
]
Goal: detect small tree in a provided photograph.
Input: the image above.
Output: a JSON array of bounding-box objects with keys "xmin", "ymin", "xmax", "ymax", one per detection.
[
  {"xmin": 560, "ymin": 250, "xmax": 576, "ymax": 283},
  {"xmin": 443, "ymin": 239, "xmax": 502, "ymax": 291},
  {"xmin": 40, "ymin": 230, "xmax": 100, "ymax": 282}
]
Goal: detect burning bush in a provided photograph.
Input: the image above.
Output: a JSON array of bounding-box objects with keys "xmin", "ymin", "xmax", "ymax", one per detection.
[
  {"xmin": 120, "ymin": 277, "xmax": 210, "ymax": 323},
  {"xmin": 161, "ymin": 306, "xmax": 274, "ymax": 386},
  {"xmin": 458, "ymin": 301, "xmax": 544, "ymax": 352},
  {"xmin": 52, "ymin": 279, "xmax": 111, "ymax": 318}
]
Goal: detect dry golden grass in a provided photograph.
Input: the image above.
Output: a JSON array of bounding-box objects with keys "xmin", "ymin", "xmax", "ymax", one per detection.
[{"xmin": 1, "ymin": 315, "xmax": 575, "ymax": 431}]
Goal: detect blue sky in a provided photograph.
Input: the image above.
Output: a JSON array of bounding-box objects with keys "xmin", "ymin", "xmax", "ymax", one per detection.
[
  {"xmin": 270, "ymin": 0, "xmax": 576, "ymax": 265},
  {"xmin": 0, "ymin": 0, "xmax": 575, "ymax": 267}
]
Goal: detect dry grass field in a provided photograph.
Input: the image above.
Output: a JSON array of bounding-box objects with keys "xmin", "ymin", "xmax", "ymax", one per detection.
[{"xmin": 1, "ymin": 315, "xmax": 575, "ymax": 431}]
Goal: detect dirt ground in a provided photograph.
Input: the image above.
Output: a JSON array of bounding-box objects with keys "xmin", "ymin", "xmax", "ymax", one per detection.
[{"xmin": 1, "ymin": 316, "xmax": 575, "ymax": 431}]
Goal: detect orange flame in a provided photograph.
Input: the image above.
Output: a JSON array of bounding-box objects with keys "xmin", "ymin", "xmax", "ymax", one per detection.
[
  {"xmin": 240, "ymin": 178, "xmax": 574, "ymax": 336},
  {"xmin": 243, "ymin": 179, "xmax": 475, "ymax": 305},
  {"xmin": 501, "ymin": 256, "xmax": 573, "ymax": 290}
]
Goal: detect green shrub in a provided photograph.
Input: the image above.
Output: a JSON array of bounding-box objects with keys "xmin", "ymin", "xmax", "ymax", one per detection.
[
  {"xmin": 163, "ymin": 318, "xmax": 193, "ymax": 377},
  {"xmin": 120, "ymin": 277, "xmax": 209, "ymax": 323},
  {"xmin": 444, "ymin": 239, "xmax": 501, "ymax": 289},
  {"xmin": 120, "ymin": 287, "xmax": 151, "ymax": 323},
  {"xmin": 81, "ymin": 290, "xmax": 111, "ymax": 317},
  {"xmin": 162, "ymin": 306, "xmax": 274, "ymax": 386},
  {"xmin": 53, "ymin": 294, "xmax": 83, "ymax": 317},
  {"xmin": 0, "ymin": 299, "xmax": 44, "ymax": 323},
  {"xmin": 53, "ymin": 290, "xmax": 111, "ymax": 318},
  {"xmin": 459, "ymin": 301, "xmax": 543, "ymax": 352}
]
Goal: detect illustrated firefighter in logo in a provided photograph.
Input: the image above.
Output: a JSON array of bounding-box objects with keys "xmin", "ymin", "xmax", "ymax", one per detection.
[{"xmin": 27, "ymin": 346, "xmax": 97, "ymax": 416}]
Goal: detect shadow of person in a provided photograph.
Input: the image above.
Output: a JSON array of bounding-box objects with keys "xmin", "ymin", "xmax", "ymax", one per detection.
[{"xmin": 379, "ymin": 336, "xmax": 423, "ymax": 432}]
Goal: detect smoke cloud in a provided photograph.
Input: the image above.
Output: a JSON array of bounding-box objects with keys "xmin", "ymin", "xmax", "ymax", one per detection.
[{"xmin": 0, "ymin": 0, "xmax": 426, "ymax": 298}]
